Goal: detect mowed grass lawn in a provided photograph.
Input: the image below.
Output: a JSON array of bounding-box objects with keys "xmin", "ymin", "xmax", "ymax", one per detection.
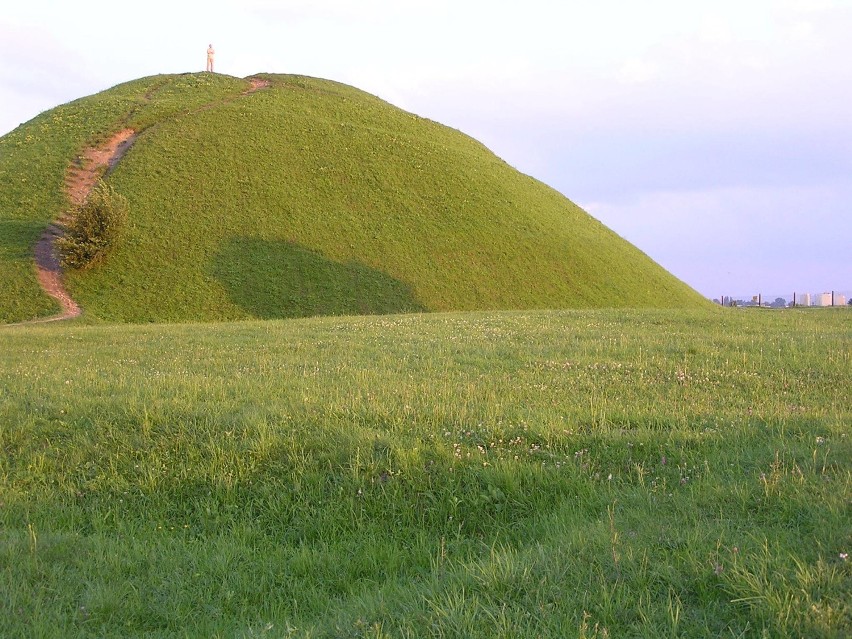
[{"xmin": 1, "ymin": 308, "xmax": 849, "ymax": 638}]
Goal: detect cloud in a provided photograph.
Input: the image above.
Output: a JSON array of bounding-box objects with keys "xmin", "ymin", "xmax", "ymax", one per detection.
[
  {"xmin": 617, "ymin": 58, "xmax": 660, "ymax": 85},
  {"xmin": 0, "ymin": 22, "xmax": 94, "ymax": 132},
  {"xmin": 0, "ymin": 24, "xmax": 88, "ymax": 92},
  {"xmin": 243, "ymin": 0, "xmax": 450, "ymax": 23}
]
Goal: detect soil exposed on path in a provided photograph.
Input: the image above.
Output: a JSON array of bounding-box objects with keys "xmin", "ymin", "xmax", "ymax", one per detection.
[
  {"xmin": 66, "ymin": 129, "xmax": 137, "ymax": 208},
  {"xmin": 21, "ymin": 76, "xmax": 270, "ymax": 325},
  {"xmin": 30, "ymin": 128, "xmax": 137, "ymax": 323},
  {"xmin": 246, "ymin": 78, "xmax": 271, "ymax": 92}
]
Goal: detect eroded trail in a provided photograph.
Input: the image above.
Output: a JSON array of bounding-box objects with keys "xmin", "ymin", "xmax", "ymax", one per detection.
[
  {"xmin": 30, "ymin": 128, "xmax": 137, "ymax": 323},
  {"xmin": 22, "ymin": 76, "xmax": 270, "ymax": 325},
  {"xmin": 247, "ymin": 78, "xmax": 271, "ymax": 92},
  {"xmin": 66, "ymin": 129, "xmax": 137, "ymax": 208}
]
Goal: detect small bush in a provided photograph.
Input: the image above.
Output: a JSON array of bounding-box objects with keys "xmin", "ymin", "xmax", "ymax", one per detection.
[{"xmin": 58, "ymin": 179, "xmax": 129, "ymax": 270}]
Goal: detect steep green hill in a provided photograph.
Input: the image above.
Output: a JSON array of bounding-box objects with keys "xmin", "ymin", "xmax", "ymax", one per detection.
[{"xmin": 0, "ymin": 73, "xmax": 708, "ymax": 323}]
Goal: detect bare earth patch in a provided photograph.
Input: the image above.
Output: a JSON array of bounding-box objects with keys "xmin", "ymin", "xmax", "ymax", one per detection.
[
  {"xmin": 65, "ymin": 128, "xmax": 137, "ymax": 209},
  {"xmin": 247, "ymin": 77, "xmax": 271, "ymax": 93}
]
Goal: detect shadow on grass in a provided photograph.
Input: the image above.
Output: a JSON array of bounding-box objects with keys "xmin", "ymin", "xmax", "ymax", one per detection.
[
  {"xmin": 210, "ymin": 237, "xmax": 426, "ymax": 319},
  {"xmin": 0, "ymin": 219, "xmax": 45, "ymax": 259}
]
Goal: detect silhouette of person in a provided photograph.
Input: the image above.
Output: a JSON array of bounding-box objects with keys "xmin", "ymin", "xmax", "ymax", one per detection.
[{"xmin": 206, "ymin": 44, "xmax": 215, "ymax": 72}]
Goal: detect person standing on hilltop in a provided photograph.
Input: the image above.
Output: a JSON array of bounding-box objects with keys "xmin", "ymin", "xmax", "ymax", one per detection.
[{"xmin": 206, "ymin": 44, "xmax": 215, "ymax": 72}]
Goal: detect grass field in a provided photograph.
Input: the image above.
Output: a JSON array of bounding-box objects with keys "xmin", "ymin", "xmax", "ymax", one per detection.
[{"xmin": 1, "ymin": 308, "xmax": 849, "ymax": 637}]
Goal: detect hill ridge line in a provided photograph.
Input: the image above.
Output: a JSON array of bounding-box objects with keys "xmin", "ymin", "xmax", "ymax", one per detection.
[{"xmin": 13, "ymin": 76, "xmax": 271, "ymax": 326}]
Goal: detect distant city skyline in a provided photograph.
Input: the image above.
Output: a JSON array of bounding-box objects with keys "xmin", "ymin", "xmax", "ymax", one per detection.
[
  {"xmin": 717, "ymin": 291, "xmax": 850, "ymax": 307},
  {"xmin": 715, "ymin": 288, "xmax": 852, "ymax": 302},
  {"xmin": 1, "ymin": 1, "xmax": 850, "ymax": 298}
]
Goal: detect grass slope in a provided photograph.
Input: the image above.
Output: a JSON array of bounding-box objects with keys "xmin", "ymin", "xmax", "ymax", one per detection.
[
  {"xmin": 1, "ymin": 73, "xmax": 706, "ymax": 324},
  {"xmin": 1, "ymin": 308, "xmax": 849, "ymax": 637},
  {"xmin": 0, "ymin": 73, "xmax": 252, "ymax": 323}
]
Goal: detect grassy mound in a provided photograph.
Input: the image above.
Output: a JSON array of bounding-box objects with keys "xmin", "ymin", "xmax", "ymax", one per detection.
[
  {"xmin": 1, "ymin": 309, "xmax": 849, "ymax": 636},
  {"xmin": 1, "ymin": 73, "xmax": 707, "ymax": 323}
]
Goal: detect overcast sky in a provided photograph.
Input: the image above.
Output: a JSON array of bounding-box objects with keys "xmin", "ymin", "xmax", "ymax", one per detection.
[{"xmin": 2, "ymin": 0, "xmax": 850, "ymax": 299}]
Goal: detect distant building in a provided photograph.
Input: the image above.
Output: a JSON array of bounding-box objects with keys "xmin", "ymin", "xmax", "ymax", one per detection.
[
  {"xmin": 815, "ymin": 293, "xmax": 832, "ymax": 307},
  {"xmin": 799, "ymin": 293, "xmax": 811, "ymax": 307},
  {"xmin": 836, "ymin": 294, "xmax": 847, "ymax": 306}
]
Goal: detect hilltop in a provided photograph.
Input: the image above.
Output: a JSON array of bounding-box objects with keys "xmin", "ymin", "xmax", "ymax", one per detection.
[{"xmin": 0, "ymin": 73, "xmax": 708, "ymax": 323}]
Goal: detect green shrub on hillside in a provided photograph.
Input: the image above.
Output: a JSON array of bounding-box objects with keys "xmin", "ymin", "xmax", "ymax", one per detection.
[{"xmin": 58, "ymin": 180, "xmax": 129, "ymax": 270}]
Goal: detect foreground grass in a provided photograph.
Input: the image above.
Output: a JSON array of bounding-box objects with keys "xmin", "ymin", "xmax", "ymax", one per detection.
[{"xmin": 1, "ymin": 308, "xmax": 849, "ymax": 637}]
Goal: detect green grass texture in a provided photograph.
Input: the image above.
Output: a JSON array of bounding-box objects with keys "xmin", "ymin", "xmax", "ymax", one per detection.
[
  {"xmin": 1, "ymin": 308, "xmax": 849, "ymax": 637},
  {"xmin": 1, "ymin": 73, "xmax": 708, "ymax": 324},
  {"xmin": 0, "ymin": 73, "xmax": 250, "ymax": 323}
]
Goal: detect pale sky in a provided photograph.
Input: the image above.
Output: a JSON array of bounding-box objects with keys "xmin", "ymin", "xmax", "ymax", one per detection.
[{"xmin": 2, "ymin": 0, "xmax": 850, "ymax": 299}]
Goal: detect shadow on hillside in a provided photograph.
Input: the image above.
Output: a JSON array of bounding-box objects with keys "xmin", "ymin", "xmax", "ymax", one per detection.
[
  {"xmin": 210, "ymin": 237, "xmax": 426, "ymax": 319},
  {"xmin": 0, "ymin": 219, "xmax": 45, "ymax": 259}
]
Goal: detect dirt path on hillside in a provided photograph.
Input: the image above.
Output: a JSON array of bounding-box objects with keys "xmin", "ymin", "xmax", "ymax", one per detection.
[
  {"xmin": 247, "ymin": 78, "xmax": 271, "ymax": 93},
  {"xmin": 65, "ymin": 129, "xmax": 137, "ymax": 208},
  {"xmin": 16, "ymin": 77, "xmax": 270, "ymax": 326},
  {"xmin": 27, "ymin": 128, "xmax": 137, "ymax": 324}
]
